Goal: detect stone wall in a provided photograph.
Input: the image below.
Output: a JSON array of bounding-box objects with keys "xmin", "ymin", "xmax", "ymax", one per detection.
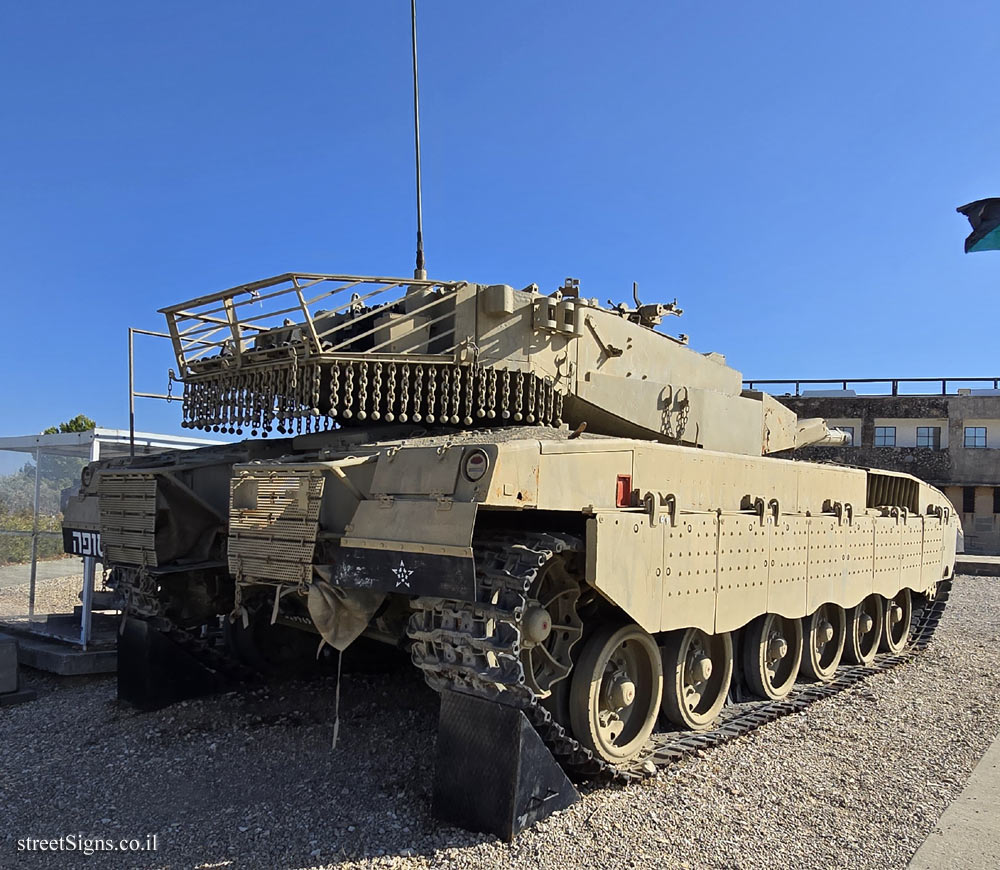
[
  {"xmin": 782, "ymin": 444, "xmax": 954, "ymax": 485},
  {"xmin": 778, "ymin": 394, "xmax": 1000, "ymax": 486}
]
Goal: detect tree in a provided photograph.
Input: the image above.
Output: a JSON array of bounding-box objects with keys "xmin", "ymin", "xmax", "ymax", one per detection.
[
  {"xmin": 43, "ymin": 414, "xmax": 96, "ymax": 435},
  {"xmin": 0, "ymin": 415, "xmax": 98, "ymax": 563},
  {"xmin": 0, "ymin": 414, "xmax": 97, "ymax": 516}
]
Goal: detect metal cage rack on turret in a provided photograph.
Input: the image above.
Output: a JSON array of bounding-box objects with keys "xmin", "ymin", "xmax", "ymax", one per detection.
[{"xmin": 160, "ymin": 273, "xmax": 565, "ymax": 435}]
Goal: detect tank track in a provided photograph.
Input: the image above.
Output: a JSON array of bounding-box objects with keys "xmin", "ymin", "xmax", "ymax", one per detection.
[
  {"xmin": 117, "ymin": 565, "xmax": 259, "ymax": 685},
  {"xmin": 407, "ymin": 532, "xmax": 953, "ymax": 784},
  {"xmin": 147, "ymin": 615, "xmax": 261, "ymax": 685}
]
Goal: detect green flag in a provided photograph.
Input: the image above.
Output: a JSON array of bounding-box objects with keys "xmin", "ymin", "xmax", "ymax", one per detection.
[{"xmin": 957, "ymin": 198, "xmax": 1000, "ymax": 252}]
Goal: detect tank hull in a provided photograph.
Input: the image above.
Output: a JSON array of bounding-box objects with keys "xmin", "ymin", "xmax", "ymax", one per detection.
[{"xmin": 222, "ymin": 430, "xmax": 956, "ymax": 637}]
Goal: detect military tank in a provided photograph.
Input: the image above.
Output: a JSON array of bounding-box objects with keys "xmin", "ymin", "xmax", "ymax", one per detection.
[{"xmin": 63, "ymin": 271, "xmax": 958, "ymax": 836}]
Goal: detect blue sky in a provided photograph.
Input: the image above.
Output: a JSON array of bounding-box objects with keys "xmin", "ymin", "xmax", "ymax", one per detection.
[{"xmin": 1, "ymin": 1, "xmax": 998, "ymax": 454}]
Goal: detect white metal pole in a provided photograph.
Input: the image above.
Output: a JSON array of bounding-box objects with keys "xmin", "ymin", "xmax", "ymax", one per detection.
[
  {"xmin": 79, "ymin": 435, "xmax": 100, "ymax": 649},
  {"xmin": 28, "ymin": 446, "xmax": 41, "ymax": 619},
  {"xmin": 129, "ymin": 328, "xmax": 136, "ymax": 459},
  {"xmin": 81, "ymin": 557, "xmax": 94, "ymax": 650}
]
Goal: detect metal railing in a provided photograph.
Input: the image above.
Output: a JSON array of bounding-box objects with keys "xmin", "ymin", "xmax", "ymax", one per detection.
[{"xmin": 744, "ymin": 377, "xmax": 1000, "ymax": 397}]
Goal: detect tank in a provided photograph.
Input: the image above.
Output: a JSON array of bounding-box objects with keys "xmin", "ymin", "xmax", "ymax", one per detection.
[{"xmin": 63, "ymin": 271, "xmax": 958, "ymax": 832}]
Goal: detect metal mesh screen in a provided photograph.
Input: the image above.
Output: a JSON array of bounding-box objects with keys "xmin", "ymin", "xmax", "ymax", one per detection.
[{"xmin": 0, "ymin": 448, "xmax": 86, "ymax": 631}]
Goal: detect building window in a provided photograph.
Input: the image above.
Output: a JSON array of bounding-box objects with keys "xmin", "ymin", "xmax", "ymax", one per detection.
[
  {"xmin": 839, "ymin": 426, "xmax": 854, "ymax": 446},
  {"xmin": 994, "ymin": 488, "xmax": 1000, "ymax": 514},
  {"xmin": 916, "ymin": 426, "xmax": 941, "ymax": 449},
  {"xmin": 874, "ymin": 426, "xmax": 896, "ymax": 447},
  {"xmin": 965, "ymin": 426, "xmax": 987, "ymax": 448},
  {"xmin": 964, "ymin": 487, "xmax": 976, "ymax": 513}
]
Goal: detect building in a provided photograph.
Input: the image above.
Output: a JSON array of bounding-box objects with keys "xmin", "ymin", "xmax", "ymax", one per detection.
[{"xmin": 747, "ymin": 378, "xmax": 1000, "ymax": 555}]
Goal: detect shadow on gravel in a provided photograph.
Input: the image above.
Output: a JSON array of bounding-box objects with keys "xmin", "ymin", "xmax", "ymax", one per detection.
[{"xmin": 5, "ymin": 649, "xmax": 507, "ymax": 869}]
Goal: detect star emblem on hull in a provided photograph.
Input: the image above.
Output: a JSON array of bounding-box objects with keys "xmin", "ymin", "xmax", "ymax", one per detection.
[{"xmin": 392, "ymin": 560, "xmax": 414, "ymax": 588}]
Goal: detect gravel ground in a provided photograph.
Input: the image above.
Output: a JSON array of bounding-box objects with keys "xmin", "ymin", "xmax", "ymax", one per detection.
[
  {"xmin": 1, "ymin": 575, "xmax": 998, "ymax": 870},
  {"xmin": 0, "ymin": 575, "xmax": 84, "ymax": 624}
]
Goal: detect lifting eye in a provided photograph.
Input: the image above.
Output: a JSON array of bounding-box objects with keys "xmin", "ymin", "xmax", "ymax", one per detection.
[{"xmin": 463, "ymin": 448, "xmax": 490, "ymax": 482}]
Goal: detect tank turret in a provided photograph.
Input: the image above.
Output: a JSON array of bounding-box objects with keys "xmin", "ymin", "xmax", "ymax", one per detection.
[{"xmin": 163, "ymin": 272, "xmax": 839, "ymax": 455}]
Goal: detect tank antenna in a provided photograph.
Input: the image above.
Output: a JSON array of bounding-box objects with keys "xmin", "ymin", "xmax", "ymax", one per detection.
[{"xmin": 410, "ymin": 0, "xmax": 427, "ymax": 280}]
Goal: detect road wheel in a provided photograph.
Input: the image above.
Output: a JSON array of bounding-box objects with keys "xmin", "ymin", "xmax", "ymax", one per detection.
[
  {"xmin": 661, "ymin": 627, "xmax": 733, "ymax": 730},
  {"xmin": 880, "ymin": 588, "xmax": 912, "ymax": 654},
  {"xmin": 800, "ymin": 603, "xmax": 846, "ymax": 682},
  {"xmin": 568, "ymin": 622, "xmax": 663, "ymax": 763},
  {"xmin": 843, "ymin": 595, "xmax": 884, "ymax": 665},
  {"xmin": 742, "ymin": 613, "xmax": 803, "ymax": 699}
]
